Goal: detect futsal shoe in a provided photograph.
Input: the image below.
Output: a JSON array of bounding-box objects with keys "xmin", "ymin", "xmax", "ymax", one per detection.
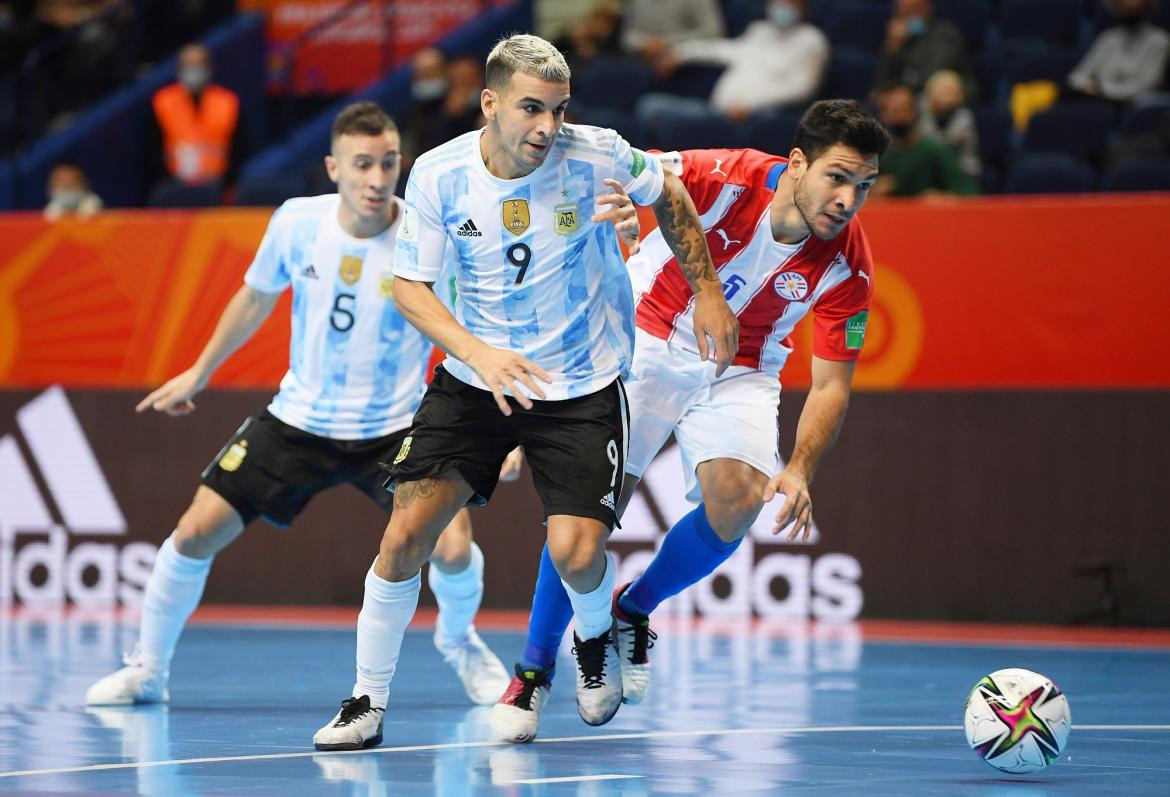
[
  {"xmin": 489, "ymin": 664, "xmax": 552, "ymax": 743},
  {"xmin": 612, "ymin": 584, "xmax": 656, "ymax": 705},
  {"xmin": 313, "ymin": 695, "xmax": 385, "ymax": 751},
  {"xmin": 84, "ymin": 653, "xmax": 169, "ymax": 705},
  {"xmin": 572, "ymin": 628, "xmax": 623, "ymax": 725},
  {"xmin": 434, "ymin": 626, "xmax": 511, "ymax": 705}
]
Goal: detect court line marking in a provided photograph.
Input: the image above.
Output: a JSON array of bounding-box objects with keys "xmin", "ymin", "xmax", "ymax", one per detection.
[
  {"xmin": 2, "ymin": 724, "xmax": 1169, "ymax": 779},
  {"xmin": 505, "ymin": 774, "xmax": 644, "ymax": 785}
]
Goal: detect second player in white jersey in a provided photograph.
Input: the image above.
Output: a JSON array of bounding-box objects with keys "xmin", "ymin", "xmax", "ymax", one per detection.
[{"xmin": 395, "ymin": 123, "xmax": 664, "ymax": 400}]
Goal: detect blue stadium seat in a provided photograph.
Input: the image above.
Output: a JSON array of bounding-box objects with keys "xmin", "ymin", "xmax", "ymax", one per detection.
[
  {"xmin": 935, "ymin": 0, "xmax": 994, "ymax": 50},
  {"xmin": 812, "ymin": 1, "xmax": 891, "ymax": 51},
  {"xmin": 1023, "ymin": 102, "xmax": 1113, "ymax": 162},
  {"xmin": 147, "ymin": 179, "xmax": 221, "ymax": 208},
  {"xmin": 973, "ymin": 105, "xmax": 1016, "ymax": 169},
  {"xmin": 1004, "ymin": 43, "xmax": 1086, "ymax": 84},
  {"xmin": 742, "ymin": 108, "xmax": 804, "ymax": 154},
  {"xmin": 573, "ymin": 59, "xmax": 654, "ymax": 112},
  {"xmin": 973, "ymin": 48, "xmax": 1006, "ymax": 104},
  {"xmin": 647, "ymin": 107, "xmax": 740, "ymax": 150},
  {"xmin": 1004, "ymin": 153, "xmax": 1096, "ymax": 193},
  {"xmin": 235, "ymin": 174, "xmax": 306, "ymax": 207},
  {"xmin": 723, "ymin": 0, "xmax": 766, "ymax": 37},
  {"xmin": 573, "ymin": 107, "xmax": 645, "ymax": 146},
  {"xmin": 1100, "ymin": 161, "xmax": 1170, "ymax": 192},
  {"xmin": 1121, "ymin": 99, "xmax": 1170, "ymax": 136},
  {"xmin": 1001, "ymin": 0, "xmax": 1088, "ymax": 45},
  {"xmin": 818, "ymin": 47, "xmax": 876, "ymax": 102},
  {"xmin": 659, "ymin": 64, "xmax": 724, "ymax": 101}
]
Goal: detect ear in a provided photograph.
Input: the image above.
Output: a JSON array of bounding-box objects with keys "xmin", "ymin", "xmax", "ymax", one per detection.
[
  {"xmin": 481, "ymin": 88, "xmax": 496, "ymax": 120},
  {"xmin": 787, "ymin": 147, "xmax": 807, "ymax": 177},
  {"xmin": 324, "ymin": 154, "xmax": 339, "ymax": 184}
]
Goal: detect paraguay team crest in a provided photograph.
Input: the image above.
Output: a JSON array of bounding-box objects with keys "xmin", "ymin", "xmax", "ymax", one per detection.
[
  {"xmin": 502, "ymin": 199, "xmax": 530, "ymax": 236},
  {"xmin": 553, "ymin": 202, "xmax": 578, "ymax": 236},
  {"xmin": 339, "ymin": 255, "xmax": 363, "ymax": 286},
  {"xmin": 773, "ymin": 271, "xmax": 809, "ymax": 301}
]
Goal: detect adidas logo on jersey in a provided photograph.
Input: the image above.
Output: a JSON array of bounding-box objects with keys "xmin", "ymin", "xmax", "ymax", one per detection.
[
  {"xmin": 600, "ymin": 491, "xmax": 615, "ymax": 510},
  {"xmin": 456, "ymin": 219, "xmax": 483, "ymax": 237},
  {"xmin": 301, "ymin": 264, "xmax": 319, "ymax": 279}
]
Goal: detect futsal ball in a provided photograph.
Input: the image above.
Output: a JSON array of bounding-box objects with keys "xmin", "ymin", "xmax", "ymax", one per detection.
[{"xmin": 963, "ymin": 667, "xmax": 1071, "ymax": 774}]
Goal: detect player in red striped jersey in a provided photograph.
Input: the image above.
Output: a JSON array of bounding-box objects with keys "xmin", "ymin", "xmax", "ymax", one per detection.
[{"xmin": 490, "ymin": 99, "xmax": 891, "ymax": 742}]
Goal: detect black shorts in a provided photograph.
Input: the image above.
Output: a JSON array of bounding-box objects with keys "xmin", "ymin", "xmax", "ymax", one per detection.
[
  {"xmin": 200, "ymin": 410, "xmax": 406, "ymax": 527},
  {"xmin": 383, "ymin": 366, "xmax": 628, "ymax": 528}
]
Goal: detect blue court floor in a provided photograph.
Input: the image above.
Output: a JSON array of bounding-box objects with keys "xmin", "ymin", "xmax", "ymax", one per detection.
[{"xmin": 1, "ymin": 610, "xmax": 1168, "ymax": 795}]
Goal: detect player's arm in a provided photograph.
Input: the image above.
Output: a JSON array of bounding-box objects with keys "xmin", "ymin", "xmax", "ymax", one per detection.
[
  {"xmin": 650, "ymin": 170, "xmax": 739, "ymax": 375},
  {"xmin": 762, "ymin": 356, "xmax": 856, "ymax": 540},
  {"xmin": 136, "ymin": 284, "xmax": 281, "ymax": 416},
  {"xmin": 393, "ymin": 276, "xmax": 551, "ymax": 416}
]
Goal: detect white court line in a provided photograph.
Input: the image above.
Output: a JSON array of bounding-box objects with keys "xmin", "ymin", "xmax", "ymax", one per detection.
[
  {"xmin": 2, "ymin": 724, "xmax": 1169, "ymax": 779},
  {"xmin": 505, "ymin": 774, "xmax": 644, "ymax": 785}
]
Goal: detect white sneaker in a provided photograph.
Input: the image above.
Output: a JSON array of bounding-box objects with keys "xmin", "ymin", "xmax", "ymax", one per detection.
[
  {"xmin": 489, "ymin": 665, "xmax": 552, "ymax": 743},
  {"xmin": 612, "ymin": 584, "xmax": 656, "ymax": 705},
  {"xmin": 85, "ymin": 654, "xmax": 169, "ymax": 706},
  {"xmin": 572, "ymin": 628, "xmax": 623, "ymax": 726},
  {"xmin": 313, "ymin": 696, "xmax": 385, "ymax": 751},
  {"xmin": 434, "ymin": 626, "xmax": 511, "ymax": 705}
]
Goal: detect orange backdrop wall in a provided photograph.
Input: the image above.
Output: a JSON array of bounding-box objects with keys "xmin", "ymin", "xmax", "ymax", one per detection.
[{"xmin": 2, "ymin": 195, "xmax": 1169, "ymax": 390}]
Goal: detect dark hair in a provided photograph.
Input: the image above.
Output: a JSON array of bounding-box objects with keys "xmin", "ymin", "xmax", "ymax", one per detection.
[
  {"xmin": 792, "ymin": 99, "xmax": 891, "ymax": 163},
  {"xmin": 331, "ymin": 102, "xmax": 397, "ymax": 142}
]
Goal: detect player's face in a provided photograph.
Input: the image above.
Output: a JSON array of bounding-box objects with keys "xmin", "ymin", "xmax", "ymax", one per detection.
[
  {"xmin": 790, "ymin": 144, "xmax": 879, "ymax": 240},
  {"xmin": 327, "ymin": 131, "xmax": 401, "ymax": 224},
  {"xmin": 483, "ymin": 72, "xmax": 570, "ymax": 176}
]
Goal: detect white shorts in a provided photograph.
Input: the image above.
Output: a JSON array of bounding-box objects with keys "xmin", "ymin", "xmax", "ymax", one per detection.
[{"xmin": 625, "ymin": 328, "xmax": 781, "ymax": 502}]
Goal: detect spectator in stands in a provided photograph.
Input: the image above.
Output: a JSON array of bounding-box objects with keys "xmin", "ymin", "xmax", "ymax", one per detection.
[
  {"xmin": 919, "ymin": 69, "xmax": 980, "ymax": 180},
  {"xmin": 145, "ymin": 43, "xmax": 243, "ymax": 197},
  {"xmin": 554, "ymin": 0, "xmax": 623, "ymax": 72},
  {"xmin": 871, "ymin": 84, "xmax": 977, "ymax": 197},
  {"xmin": 622, "ymin": 0, "xmax": 725, "ymax": 67},
  {"xmin": 1066, "ymin": 0, "xmax": 1170, "ymax": 103},
  {"xmin": 42, "ymin": 159, "xmax": 102, "ymax": 219},
  {"xmin": 401, "ymin": 47, "xmax": 449, "ymax": 168},
  {"xmin": 634, "ymin": 0, "xmax": 829, "ymax": 129},
  {"xmin": 875, "ymin": 0, "xmax": 977, "ymax": 101}
]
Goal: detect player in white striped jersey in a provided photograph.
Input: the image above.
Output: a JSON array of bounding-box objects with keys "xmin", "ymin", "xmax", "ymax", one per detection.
[
  {"xmin": 314, "ymin": 34, "xmax": 737, "ymax": 751},
  {"xmin": 85, "ymin": 103, "xmax": 513, "ymax": 711}
]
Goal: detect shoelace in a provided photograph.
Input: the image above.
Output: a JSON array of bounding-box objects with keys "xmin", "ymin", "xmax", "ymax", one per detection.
[
  {"xmin": 334, "ymin": 695, "xmax": 381, "ymax": 727},
  {"xmin": 621, "ymin": 616, "xmax": 657, "ymax": 665},
  {"xmin": 509, "ymin": 664, "xmax": 550, "ymax": 710},
  {"xmin": 572, "ymin": 632, "xmax": 612, "ymax": 689}
]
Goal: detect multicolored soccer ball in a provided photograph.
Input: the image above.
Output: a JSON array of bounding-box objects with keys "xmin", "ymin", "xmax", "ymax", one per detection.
[{"xmin": 963, "ymin": 668, "xmax": 1071, "ymax": 774}]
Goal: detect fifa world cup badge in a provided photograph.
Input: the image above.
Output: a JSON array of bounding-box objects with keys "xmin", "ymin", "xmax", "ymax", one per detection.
[{"xmin": 502, "ymin": 199, "xmax": 530, "ymax": 236}]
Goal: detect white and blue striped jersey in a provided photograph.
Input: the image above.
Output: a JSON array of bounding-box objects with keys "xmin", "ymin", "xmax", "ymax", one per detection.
[
  {"xmin": 394, "ymin": 124, "xmax": 665, "ymax": 400},
  {"xmin": 244, "ymin": 194, "xmax": 433, "ymax": 440}
]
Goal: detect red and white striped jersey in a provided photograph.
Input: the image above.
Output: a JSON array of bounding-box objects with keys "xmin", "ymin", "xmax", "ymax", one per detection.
[{"xmin": 631, "ymin": 148, "xmax": 874, "ymax": 379}]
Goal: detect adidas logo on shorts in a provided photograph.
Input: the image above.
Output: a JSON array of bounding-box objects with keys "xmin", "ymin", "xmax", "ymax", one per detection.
[
  {"xmin": 456, "ymin": 219, "xmax": 483, "ymax": 237},
  {"xmin": 600, "ymin": 491, "xmax": 615, "ymax": 510}
]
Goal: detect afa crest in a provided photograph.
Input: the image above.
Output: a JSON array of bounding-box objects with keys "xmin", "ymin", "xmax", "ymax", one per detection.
[
  {"xmin": 378, "ymin": 271, "xmax": 394, "ymax": 300},
  {"xmin": 393, "ymin": 435, "xmax": 412, "ymax": 465},
  {"xmin": 502, "ymin": 199, "xmax": 530, "ymax": 236},
  {"xmin": 553, "ymin": 202, "xmax": 579, "ymax": 236},
  {"xmin": 218, "ymin": 440, "xmax": 248, "ymax": 472},
  {"xmin": 339, "ymin": 255, "xmax": 363, "ymax": 286}
]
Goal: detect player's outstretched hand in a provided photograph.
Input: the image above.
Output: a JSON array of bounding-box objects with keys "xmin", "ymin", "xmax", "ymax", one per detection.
[
  {"xmin": 135, "ymin": 368, "xmax": 208, "ymax": 416},
  {"xmin": 498, "ymin": 446, "xmax": 525, "ymax": 482},
  {"xmin": 762, "ymin": 468, "xmax": 812, "ymax": 541},
  {"xmin": 592, "ymin": 178, "xmax": 641, "ymax": 255},
  {"xmin": 464, "ymin": 345, "xmax": 552, "ymax": 416},
  {"xmin": 692, "ymin": 293, "xmax": 739, "ymax": 376}
]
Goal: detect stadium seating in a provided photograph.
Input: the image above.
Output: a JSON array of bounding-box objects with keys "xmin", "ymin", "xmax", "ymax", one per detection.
[
  {"xmin": 1022, "ymin": 102, "xmax": 1114, "ymax": 163},
  {"xmin": 1100, "ymin": 160, "xmax": 1170, "ymax": 192},
  {"xmin": 1004, "ymin": 152, "xmax": 1096, "ymax": 193}
]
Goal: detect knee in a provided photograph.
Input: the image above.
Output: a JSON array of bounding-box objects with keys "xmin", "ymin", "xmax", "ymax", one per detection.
[
  {"xmin": 703, "ymin": 486, "xmax": 765, "ymax": 544},
  {"xmin": 547, "ymin": 537, "xmax": 604, "ymax": 584},
  {"xmin": 376, "ymin": 526, "xmax": 434, "ymax": 581},
  {"xmin": 173, "ymin": 513, "xmax": 226, "ymax": 559}
]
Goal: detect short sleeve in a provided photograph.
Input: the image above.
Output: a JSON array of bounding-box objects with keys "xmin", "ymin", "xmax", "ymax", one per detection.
[
  {"xmin": 812, "ymin": 226, "xmax": 875, "ymax": 361},
  {"xmin": 393, "ymin": 169, "xmax": 449, "ymax": 282},
  {"xmin": 612, "ymin": 133, "xmax": 664, "ymax": 206},
  {"xmin": 243, "ymin": 204, "xmax": 291, "ymax": 293}
]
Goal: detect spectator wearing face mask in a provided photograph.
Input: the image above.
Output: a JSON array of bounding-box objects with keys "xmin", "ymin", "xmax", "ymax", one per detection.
[
  {"xmin": 874, "ymin": 0, "xmax": 977, "ymax": 102},
  {"xmin": 144, "ymin": 43, "xmax": 244, "ymax": 199},
  {"xmin": 636, "ymin": 0, "xmax": 829, "ymax": 128},
  {"xmin": 919, "ymin": 69, "xmax": 980, "ymax": 180},
  {"xmin": 1067, "ymin": 0, "xmax": 1170, "ymax": 102},
  {"xmin": 871, "ymin": 84, "xmax": 977, "ymax": 197},
  {"xmin": 43, "ymin": 160, "xmax": 103, "ymax": 220},
  {"xmin": 401, "ymin": 47, "xmax": 449, "ymax": 173}
]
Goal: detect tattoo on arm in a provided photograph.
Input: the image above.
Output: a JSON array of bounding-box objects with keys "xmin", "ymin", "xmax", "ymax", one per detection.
[
  {"xmin": 652, "ymin": 178, "xmax": 719, "ymax": 295},
  {"xmin": 393, "ymin": 477, "xmax": 440, "ymax": 510}
]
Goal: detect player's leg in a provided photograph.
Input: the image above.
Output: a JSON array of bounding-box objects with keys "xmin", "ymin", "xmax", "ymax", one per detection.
[{"xmin": 427, "ymin": 508, "xmax": 509, "ymax": 704}]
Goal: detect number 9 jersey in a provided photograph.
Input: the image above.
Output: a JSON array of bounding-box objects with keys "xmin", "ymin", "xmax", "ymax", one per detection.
[
  {"xmin": 244, "ymin": 193, "xmax": 432, "ymax": 440},
  {"xmin": 394, "ymin": 124, "xmax": 664, "ymax": 401}
]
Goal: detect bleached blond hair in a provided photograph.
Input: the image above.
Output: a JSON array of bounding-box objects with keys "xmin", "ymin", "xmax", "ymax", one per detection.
[{"xmin": 485, "ymin": 34, "xmax": 571, "ymax": 91}]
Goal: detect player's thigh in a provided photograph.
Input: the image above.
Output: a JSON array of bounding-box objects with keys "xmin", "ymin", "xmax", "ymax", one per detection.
[
  {"xmin": 675, "ymin": 370, "xmax": 780, "ymax": 504},
  {"xmin": 377, "ymin": 473, "xmax": 476, "ymax": 581},
  {"xmin": 519, "ymin": 379, "xmax": 628, "ymax": 531},
  {"xmin": 624, "ymin": 329, "xmax": 705, "ymax": 480}
]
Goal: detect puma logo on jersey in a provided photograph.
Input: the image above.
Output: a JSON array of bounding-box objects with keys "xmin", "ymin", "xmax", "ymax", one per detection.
[
  {"xmin": 714, "ymin": 228, "xmax": 741, "ymax": 250},
  {"xmin": 456, "ymin": 219, "xmax": 483, "ymax": 237},
  {"xmin": 857, "ymin": 271, "xmax": 871, "ymax": 285},
  {"xmin": 301, "ymin": 264, "xmax": 318, "ymax": 279},
  {"xmin": 710, "ymin": 159, "xmax": 728, "ymax": 176}
]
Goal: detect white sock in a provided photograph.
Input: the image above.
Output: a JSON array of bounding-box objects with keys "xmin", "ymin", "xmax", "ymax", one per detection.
[
  {"xmin": 353, "ymin": 563, "xmax": 421, "ymax": 710},
  {"xmin": 562, "ymin": 551, "xmax": 616, "ymax": 641},
  {"xmin": 428, "ymin": 542, "xmax": 484, "ymax": 646},
  {"xmin": 136, "ymin": 533, "xmax": 213, "ymax": 674}
]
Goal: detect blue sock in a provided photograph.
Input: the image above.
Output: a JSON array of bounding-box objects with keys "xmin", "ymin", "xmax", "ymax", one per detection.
[
  {"xmin": 520, "ymin": 543, "xmax": 574, "ymax": 677},
  {"xmin": 621, "ymin": 504, "xmax": 741, "ymax": 616}
]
